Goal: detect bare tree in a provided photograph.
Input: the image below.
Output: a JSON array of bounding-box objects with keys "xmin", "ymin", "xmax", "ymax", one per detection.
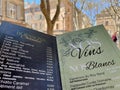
[
  {"xmin": 102, "ymin": 0, "xmax": 120, "ymax": 17},
  {"xmin": 107, "ymin": 0, "xmax": 120, "ymax": 14},
  {"xmin": 71, "ymin": 0, "xmax": 102, "ymax": 30},
  {"xmin": 102, "ymin": 0, "xmax": 120, "ymax": 31},
  {"xmin": 40, "ymin": 0, "xmax": 60, "ymax": 35},
  {"xmin": 71, "ymin": 0, "xmax": 87, "ymax": 30}
]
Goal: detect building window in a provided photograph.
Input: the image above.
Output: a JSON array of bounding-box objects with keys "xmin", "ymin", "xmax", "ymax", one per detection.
[
  {"xmin": 0, "ymin": 0, "xmax": 2, "ymax": 16},
  {"xmin": 7, "ymin": 2, "xmax": 17, "ymax": 19},
  {"xmin": 40, "ymin": 23, "xmax": 42, "ymax": 29},
  {"xmin": 33, "ymin": 14, "xmax": 43, "ymax": 20},
  {"xmin": 35, "ymin": 7, "xmax": 40, "ymax": 12},
  {"xmin": 105, "ymin": 21, "xmax": 108, "ymax": 25},
  {"xmin": 32, "ymin": 23, "xmax": 37, "ymax": 30},
  {"xmin": 16, "ymin": 5, "xmax": 22, "ymax": 20},
  {"xmin": 40, "ymin": 14, "xmax": 43, "ymax": 20},
  {"xmin": 118, "ymin": 17, "xmax": 120, "ymax": 21},
  {"xmin": 56, "ymin": 23, "xmax": 59, "ymax": 29},
  {"xmin": 25, "ymin": 15, "xmax": 31, "ymax": 22},
  {"xmin": 67, "ymin": 8, "xmax": 70, "ymax": 12}
]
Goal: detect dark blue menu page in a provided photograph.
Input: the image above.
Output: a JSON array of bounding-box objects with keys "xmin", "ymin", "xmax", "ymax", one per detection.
[{"xmin": 0, "ymin": 21, "xmax": 61, "ymax": 90}]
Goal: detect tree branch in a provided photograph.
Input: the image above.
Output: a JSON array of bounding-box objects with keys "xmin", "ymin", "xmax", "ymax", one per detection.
[
  {"xmin": 40, "ymin": 0, "xmax": 51, "ymax": 22},
  {"xmin": 80, "ymin": 0, "xmax": 86, "ymax": 11},
  {"xmin": 52, "ymin": 0, "xmax": 60, "ymax": 24},
  {"xmin": 46, "ymin": 0, "xmax": 50, "ymax": 16}
]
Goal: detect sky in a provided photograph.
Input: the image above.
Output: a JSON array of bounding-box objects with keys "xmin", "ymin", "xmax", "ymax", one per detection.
[
  {"xmin": 24, "ymin": 0, "xmax": 40, "ymax": 4},
  {"xmin": 76, "ymin": 0, "xmax": 110, "ymax": 25}
]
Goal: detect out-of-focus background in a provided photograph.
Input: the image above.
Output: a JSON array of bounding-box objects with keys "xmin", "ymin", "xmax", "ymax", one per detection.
[{"xmin": 0, "ymin": 0, "xmax": 120, "ymax": 48}]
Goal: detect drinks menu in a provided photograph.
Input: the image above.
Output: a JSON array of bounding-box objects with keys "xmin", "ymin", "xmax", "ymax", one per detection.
[
  {"xmin": 0, "ymin": 21, "xmax": 61, "ymax": 90},
  {"xmin": 57, "ymin": 25, "xmax": 120, "ymax": 90}
]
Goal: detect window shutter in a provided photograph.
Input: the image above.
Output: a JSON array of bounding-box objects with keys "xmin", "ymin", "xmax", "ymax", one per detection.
[
  {"xmin": 7, "ymin": 1, "xmax": 10, "ymax": 17},
  {"xmin": 0, "ymin": 0, "xmax": 2, "ymax": 16},
  {"xmin": 7, "ymin": 2, "xmax": 17, "ymax": 19},
  {"xmin": 17, "ymin": 5, "xmax": 21, "ymax": 20}
]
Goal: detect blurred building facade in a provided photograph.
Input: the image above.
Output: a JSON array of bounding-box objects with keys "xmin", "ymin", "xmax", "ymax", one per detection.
[
  {"xmin": 50, "ymin": 0, "xmax": 74, "ymax": 35},
  {"xmin": 96, "ymin": 7, "xmax": 120, "ymax": 36},
  {"xmin": 0, "ymin": 0, "xmax": 27, "ymax": 26},
  {"xmin": 25, "ymin": 0, "xmax": 91, "ymax": 35},
  {"xmin": 96, "ymin": 7, "xmax": 120, "ymax": 48},
  {"xmin": 81, "ymin": 13, "xmax": 92, "ymax": 29},
  {"xmin": 25, "ymin": 2, "xmax": 45, "ymax": 32}
]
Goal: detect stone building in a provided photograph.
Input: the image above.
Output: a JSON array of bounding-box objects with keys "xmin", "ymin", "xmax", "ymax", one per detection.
[
  {"xmin": 25, "ymin": 2, "xmax": 45, "ymax": 32},
  {"xmin": 25, "ymin": 0, "xmax": 74, "ymax": 35},
  {"xmin": 25, "ymin": 0, "xmax": 91, "ymax": 35},
  {"xmin": 96, "ymin": 7, "xmax": 120, "ymax": 36},
  {"xmin": 81, "ymin": 13, "xmax": 92, "ymax": 29},
  {"xmin": 49, "ymin": 0, "xmax": 74, "ymax": 35},
  {"xmin": 0, "ymin": 0, "xmax": 26, "ymax": 26},
  {"xmin": 49, "ymin": 0, "xmax": 91, "ymax": 34},
  {"xmin": 96, "ymin": 7, "xmax": 120, "ymax": 48}
]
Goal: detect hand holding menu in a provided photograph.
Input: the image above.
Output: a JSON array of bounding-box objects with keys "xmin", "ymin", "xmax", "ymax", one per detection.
[{"xmin": 0, "ymin": 21, "xmax": 120, "ymax": 90}]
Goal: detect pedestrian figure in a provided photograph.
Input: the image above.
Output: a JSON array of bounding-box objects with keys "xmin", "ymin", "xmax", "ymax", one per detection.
[{"xmin": 112, "ymin": 31, "xmax": 118, "ymax": 43}]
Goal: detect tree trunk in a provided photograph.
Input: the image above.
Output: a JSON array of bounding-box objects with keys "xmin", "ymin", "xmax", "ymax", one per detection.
[
  {"xmin": 47, "ymin": 21, "xmax": 54, "ymax": 35},
  {"xmin": 40, "ymin": 0, "xmax": 60, "ymax": 35}
]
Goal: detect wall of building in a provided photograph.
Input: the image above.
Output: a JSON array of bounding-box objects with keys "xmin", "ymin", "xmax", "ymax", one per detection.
[
  {"xmin": 96, "ymin": 9, "xmax": 120, "ymax": 48},
  {"xmin": 96, "ymin": 14, "xmax": 116, "ymax": 35},
  {"xmin": 25, "ymin": 3, "xmax": 45, "ymax": 32},
  {"xmin": 25, "ymin": 0, "xmax": 91, "ymax": 35},
  {"xmin": 0, "ymin": 0, "xmax": 26, "ymax": 26},
  {"xmin": 25, "ymin": 0, "xmax": 74, "ymax": 35}
]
